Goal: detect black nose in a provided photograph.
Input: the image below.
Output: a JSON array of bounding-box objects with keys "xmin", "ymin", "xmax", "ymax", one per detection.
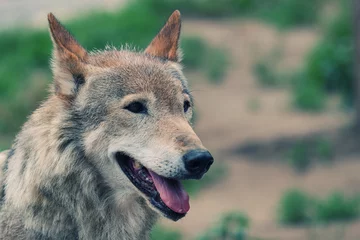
[{"xmin": 183, "ymin": 150, "xmax": 214, "ymax": 178}]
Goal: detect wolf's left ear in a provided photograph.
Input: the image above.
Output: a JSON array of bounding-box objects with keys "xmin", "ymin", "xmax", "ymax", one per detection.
[
  {"xmin": 145, "ymin": 10, "xmax": 182, "ymax": 62},
  {"xmin": 48, "ymin": 13, "xmax": 88, "ymax": 101}
]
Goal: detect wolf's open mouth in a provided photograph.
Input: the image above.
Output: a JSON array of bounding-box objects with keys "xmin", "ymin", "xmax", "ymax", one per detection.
[{"xmin": 115, "ymin": 152, "xmax": 189, "ymax": 221}]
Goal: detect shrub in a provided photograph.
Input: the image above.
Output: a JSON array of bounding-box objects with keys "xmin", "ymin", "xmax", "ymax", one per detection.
[
  {"xmin": 253, "ymin": 61, "xmax": 280, "ymax": 87},
  {"xmin": 181, "ymin": 37, "xmax": 208, "ymax": 69},
  {"xmin": 205, "ymin": 48, "xmax": 229, "ymax": 84},
  {"xmin": 287, "ymin": 142, "xmax": 312, "ymax": 172},
  {"xmin": 293, "ymin": 0, "xmax": 353, "ymax": 108},
  {"xmin": 315, "ymin": 192, "xmax": 360, "ymax": 222},
  {"xmin": 197, "ymin": 212, "xmax": 250, "ymax": 240},
  {"xmin": 254, "ymin": 0, "xmax": 324, "ymax": 29},
  {"xmin": 315, "ymin": 138, "xmax": 334, "ymax": 161},
  {"xmin": 139, "ymin": 0, "xmax": 254, "ymax": 18},
  {"xmin": 181, "ymin": 37, "xmax": 229, "ymax": 84},
  {"xmin": 140, "ymin": 0, "xmax": 325, "ymax": 29},
  {"xmin": 292, "ymin": 79, "xmax": 326, "ymax": 112},
  {"xmin": 278, "ymin": 189, "xmax": 360, "ymax": 225},
  {"xmin": 278, "ymin": 189, "xmax": 311, "ymax": 224}
]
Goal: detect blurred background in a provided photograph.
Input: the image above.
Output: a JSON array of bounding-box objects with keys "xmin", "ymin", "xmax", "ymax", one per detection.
[{"xmin": 0, "ymin": 0, "xmax": 359, "ymax": 239}]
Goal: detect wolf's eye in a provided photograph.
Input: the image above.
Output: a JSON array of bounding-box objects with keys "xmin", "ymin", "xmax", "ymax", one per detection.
[
  {"xmin": 125, "ymin": 101, "xmax": 147, "ymax": 114},
  {"xmin": 184, "ymin": 100, "xmax": 191, "ymax": 113}
]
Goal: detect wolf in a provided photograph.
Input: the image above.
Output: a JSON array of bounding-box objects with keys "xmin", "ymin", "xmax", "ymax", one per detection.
[{"xmin": 0, "ymin": 10, "xmax": 213, "ymax": 240}]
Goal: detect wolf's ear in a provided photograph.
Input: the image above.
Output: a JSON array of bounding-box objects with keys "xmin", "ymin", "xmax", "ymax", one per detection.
[
  {"xmin": 145, "ymin": 10, "xmax": 181, "ymax": 62},
  {"xmin": 48, "ymin": 13, "xmax": 88, "ymax": 101}
]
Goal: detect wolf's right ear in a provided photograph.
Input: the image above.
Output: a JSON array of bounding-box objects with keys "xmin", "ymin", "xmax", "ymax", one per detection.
[
  {"xmin": 48, "ymin": 13, "xmax": 88, "ymax": 102},
  {"xmin": 145, "ymin": 10, "xmax": 182, "ymax": 62}
]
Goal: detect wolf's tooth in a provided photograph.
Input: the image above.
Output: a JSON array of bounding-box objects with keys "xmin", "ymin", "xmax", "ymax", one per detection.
[{"xmin": 133, "ymin": 161, "xmax": 142, "ymax": 169}]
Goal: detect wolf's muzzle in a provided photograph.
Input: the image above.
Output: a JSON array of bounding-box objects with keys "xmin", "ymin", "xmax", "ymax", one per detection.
[{"xmin": 183, "ymin": 150, "xmax": 213, "ymax": 179}]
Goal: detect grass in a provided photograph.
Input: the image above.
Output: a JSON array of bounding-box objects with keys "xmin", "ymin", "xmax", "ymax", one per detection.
[{"xmin": 278, "ymin": 189, "xmax": 360, "ymax": 225}]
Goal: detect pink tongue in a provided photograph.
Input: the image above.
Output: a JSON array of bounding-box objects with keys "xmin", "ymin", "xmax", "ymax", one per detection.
[{"xmin": 148, "ymin": 170, "xmax": 190, "ymax": 214}]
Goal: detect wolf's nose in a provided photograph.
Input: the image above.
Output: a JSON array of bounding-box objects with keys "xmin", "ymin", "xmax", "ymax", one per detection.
[{"xmin": 183, "ymin": 150, "xmax": 214, "ymax": 178}]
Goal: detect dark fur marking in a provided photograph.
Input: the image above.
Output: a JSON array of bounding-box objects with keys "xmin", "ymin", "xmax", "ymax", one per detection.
[
  {"xmin": 20, "ymin": 160, "xmax": 27, "ymax": 175},
  {"xmin": 58, "ymin": 138, "xmax": 74, "ymax": 153},
  {"xmin": 27, "ymin": 230, "xmax": 52, "ymax": 240},
  {"xmin": 171, "ymin": 70, "xmax": 182, "ymax": 81},
  {"xmin": 73, "ymin": 73, "xmax": 85, "ymax": 93},
  {"xmin": 31, "ymin": 204, "xmax": 42, "ymax": 217},
  {"xmin": 19, "ymin": 150, "xmax": 29, "ymax": 175},
  {"xmin": 7, "ymin": 148, "xmax": 15, "ymax": 160},
  {"xmin": 169, "ymin": 69, "xmax": 192, "ymax": 101},
  {"xmin": 28, "ymin": 229, "xmax": 78, "ymax": 240},
  {"xmin": 0, "ymin": 184, "xmax": 5, "ymax": 205},
  {"xmin": 3, "ymin": 148, "xmax": 15, "ymax": 173},
  {"xmin": 0, "ymin": 149, "xmax": 15, "ymax": 205}
]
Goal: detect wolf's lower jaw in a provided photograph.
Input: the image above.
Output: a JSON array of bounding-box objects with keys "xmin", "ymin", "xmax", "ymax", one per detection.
[{"xmin": 114, "ymin": 152, "xmax": 188, "ymax": 221}]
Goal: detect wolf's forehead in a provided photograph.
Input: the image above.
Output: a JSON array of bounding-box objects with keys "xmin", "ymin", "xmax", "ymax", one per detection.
[{"xmin": 87, "ymin": 52, "xmax": 188, "ymax": 99}]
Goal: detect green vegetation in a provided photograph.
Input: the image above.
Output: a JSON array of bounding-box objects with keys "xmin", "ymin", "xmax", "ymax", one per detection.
[
  {"xmin": 205, "ymin": 48, "xmax": 229, "ymax": 84},
  {"xmin": 292, "ymin": 77, "xmax": 326, "ymax": 112},
  {"xmin": 250, "ymin": 0, "xmax": 353, "ymax": 112},
  {"xmin": 305, "ymin": 0, "xmax": 352, "ymax": 104},
  {"xmin": 196, "ymin": 212, "xmax": 250, "ymax": 240},
  {"xmin": 0, "ymin": 1, "xmax": 230, "ymax": 148},
  {"xmin": 181, "ymin": 37, "xmax": 208, "ymax": 69},
  {"xmin": 315, "ymin": 138, "xmax": 334, "ymax": 161},
  {"xmin": 253, "ymin": 61, "xmax": 280, "ymax": 87},
  {"xmin": 141, "ymin": 0, "xmax": 325, "ymax": 29},
  {"xmin": 253, "ymin": 48, "xmax": 285, "ymax": 87},
  {"xmin": 287, "ymin": 142, "xmax": 312, "ymax": 172},
  {"xmin": 151, "ymin": 212, "xmax": 251, "ymax": 240},
  {"xmin": 287, "ymin": 138, "xmax": 334, "ymax": 172},
  {"xmin": 278, "ymin": 189, "xmax": 311, "ymax": 224},
  {"xmin": 315, "ymin": 192, "xmax": 360, "ymax": 222},
  {"xmin": 151, "ymin": 225, "xmax": 182, "ymax": 240},
  {"xmin": 291, "ymin": 0, "xmax": 353, "ymax": 111},
  {"xmin": 182, "ymin": 37, "xmax": 230, "ymax": 84},
  {"xmin": 278, "ymin": 189, "xmax": 360, "ymax": 225}
]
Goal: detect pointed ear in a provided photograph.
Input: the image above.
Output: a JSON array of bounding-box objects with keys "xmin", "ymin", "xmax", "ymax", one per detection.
[
  {"xmin": 48, "ymin": 13, "xmax": 88, "ymax": 101},
  {"xmin": 145, "ymin": 10, "xmax": 181, "ymax": 62}
]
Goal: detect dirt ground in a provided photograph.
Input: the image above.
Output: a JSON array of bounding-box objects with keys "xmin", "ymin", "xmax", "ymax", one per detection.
[
  {"xmin": 160, "ymin": 20, "xmax": 359, "ymax": 240},
  {"xmin": 1, "ymin": 3, "xmax": 359, "ymax": 239}
]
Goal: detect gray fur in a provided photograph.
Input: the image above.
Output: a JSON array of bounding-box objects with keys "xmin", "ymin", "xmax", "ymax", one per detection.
[{"xmin": 0, "ymin": 11, "xmax": 209, "ymax": 240}]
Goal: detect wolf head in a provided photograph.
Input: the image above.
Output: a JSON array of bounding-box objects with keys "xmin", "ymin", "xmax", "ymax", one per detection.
[{"xmin": 47, "ymin": 11, "xmax": 213, "ymax": 221}]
